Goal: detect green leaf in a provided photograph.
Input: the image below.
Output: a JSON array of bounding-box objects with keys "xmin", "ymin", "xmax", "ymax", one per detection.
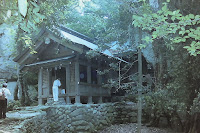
[
  {"xmin": 138, "ymin": 44, "xmax": 146, "ymax": 49},
  {"xmin": 189, "ymin": 14, "xmax": 195, "ymax": 19},
  {"xmin": 195, "ymin": 15, "xmax": 200, "ymax": 20},
  {"xmin": 179, "ymin": 31, "xmax": 185, "ymax": 35},
  {"xmin": 143, "ymin": 36, "xmax": 153, "ymax": 43},
  {"xmin": 34, "ymin": 17, "xmax": 40, "ymax": 23},
  {"xmin": 28, "ymin": 20, "xmax": 36, "ymax": 30},
  {"xmin": 33, "ymin": 7, "xmax": 40, "ymax": 13},
  {"xmin": 162, "ymin": 5, "xmax": 167, "ymax": 12},
  {"xmin": 7, "ymin": 10, "xmax": 12, "ymax": 18},
  {"xmin": 18, "ymin": 0, "xmax": 28, "ymax": 17},
  {"xmin": 181, "ymin": 38, "xmax": 186, "ymax": 42},
  {"xmin": 171, "ymin": 16, "xmax": 175, "ymax": 21},
  {"xmin": 20, "ymin": 23, "xmax": 30, "ymax": 32},
  {"xmin": 30, "ymin": 1, "xmax": 39, "ymax": 7}
]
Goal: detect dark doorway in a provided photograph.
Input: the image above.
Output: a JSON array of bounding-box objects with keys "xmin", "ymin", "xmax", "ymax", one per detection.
[{"xmin": 52, "ymin": 67, "xmax": 66, "ymax": 92}]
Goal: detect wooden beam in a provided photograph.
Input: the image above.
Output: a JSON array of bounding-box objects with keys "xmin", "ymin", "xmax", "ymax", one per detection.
[{"xmin": 48, "ymin": 33, "xmax": 83, "ymax": 54}]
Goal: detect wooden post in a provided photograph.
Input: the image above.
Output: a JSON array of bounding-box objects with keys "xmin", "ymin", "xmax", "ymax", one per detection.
[
  {"xmin": 75, "ymin": 61, "xmax": 81, "ymax": 104},
  {"xmin": 97, "ymin": 62, "xmax": 103, "ymax": 103},
  {"xmin": 66, "ymin": 65, "xmax": 71, "ymax": 104},
  {"xmin": 18, "ymin": 72, "xmax": 23, "ymax": 100},
  {"xmin": 137, "ymin": 29, "xmax": 143, "ymax": 133},
  {"xmin": 38, "ymin": 68, "xmax": 43, "ymax": 105}
]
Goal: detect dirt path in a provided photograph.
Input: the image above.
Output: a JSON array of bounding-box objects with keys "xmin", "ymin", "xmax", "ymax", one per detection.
[
  {"xmin": 0, "ymin": 120, "xmax": 179, "ymax": 133},
  {"xmin": 0, "ymin": 118, "xmax": 22, "ymax": 133},
  {"xmin": 98, "ymin": 123, "xmax": 181, "ymax": 133},
  {"xmin": 0, "ymin": 107, "xmax": 45, "ymax": 133}
]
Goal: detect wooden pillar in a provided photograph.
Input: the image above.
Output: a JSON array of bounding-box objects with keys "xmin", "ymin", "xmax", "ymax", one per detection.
[
  {"xmin": 47, "ymin": 69, "xmax": 51, "ymax": 103},
  {"xmin": 75, "ymin": 61, "xmax": 81, "ymax": 104},
  {"xmin": 38, "ymin": 68, "xmax": 43, "ymax": 105},
  {"xmin": 66, "ymin": 65, "xmax": 71, "ymax": 104},
  {"xmin": 18, "ymin": 72, "xmax": 23, "ymax": 99},
  {"xmin": 97, "ymin": 62, "xmax": 102, "ymax": 103},
  {"xmin": 87, "ymin": 62, "xmax": 93, "ymax": 104}
]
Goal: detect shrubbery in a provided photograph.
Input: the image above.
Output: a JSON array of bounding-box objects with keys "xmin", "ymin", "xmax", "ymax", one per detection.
[
  {"xmin": 143, "ymin": 89, "xmax": 186, "ymax": 129},
  {"xmin": 190, "ymin": 93, "xmax": 200, "ymax": 115},
  {"xmin": 7, "ymin": 100, "xmax": 22, "ymax": 111}
]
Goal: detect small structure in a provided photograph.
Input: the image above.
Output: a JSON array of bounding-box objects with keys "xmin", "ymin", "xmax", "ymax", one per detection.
[{"xmin": 14, "ymin": 27, "xmax": 119, "ymax": 105}]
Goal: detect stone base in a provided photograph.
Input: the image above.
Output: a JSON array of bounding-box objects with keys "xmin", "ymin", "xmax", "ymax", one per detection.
[{"xmin": 45, "ymin": 98, "xmax": 66, "ymax": 105}]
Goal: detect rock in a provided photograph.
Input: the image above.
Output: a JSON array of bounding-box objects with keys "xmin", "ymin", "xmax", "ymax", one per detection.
[
  {"xmin": 71, "ymin": 115, "xmax": 83, "ymax": 121},
  {"xmin": 100, "ymin": 120, "xmax": 108, "ymax": 125},
  {"xmin": 71, "ymin": 120, "xmax": 88, "ymax": 126},
  {"xmin": 75, "ymin": 125, "xmax": 90, "ymax": 131},
  {"xmin": 70, "ymin": 108, "xmax": 86, "ymax": 117}
]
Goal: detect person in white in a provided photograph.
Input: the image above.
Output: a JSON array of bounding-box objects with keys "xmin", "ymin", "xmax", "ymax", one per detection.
[
  {"xmin": 0, "ymin": 83, "xmax": 11, "ymax": 119},
  {"xmin": 52, "ymin": 78, "xmax": 61, "ymax": 102}
]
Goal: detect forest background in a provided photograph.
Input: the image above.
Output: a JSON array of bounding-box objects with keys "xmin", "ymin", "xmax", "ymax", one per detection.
[{"xmin": 0, "ymin": 0, "xmax": 200, "ymax": 133}]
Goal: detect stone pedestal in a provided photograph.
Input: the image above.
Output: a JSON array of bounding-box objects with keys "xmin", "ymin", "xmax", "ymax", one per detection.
[{"xmin": 45, "ymin": 98, "xmax": 66, "ymax": 105}]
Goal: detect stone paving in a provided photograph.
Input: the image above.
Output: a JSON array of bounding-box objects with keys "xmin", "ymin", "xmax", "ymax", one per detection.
[{"xmin": 0, "ymin": 106, "xmax": 48, "ymax": 133}]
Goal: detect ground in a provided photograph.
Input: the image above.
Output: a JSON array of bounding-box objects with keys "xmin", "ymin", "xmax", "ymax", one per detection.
[
  {"xmin": 0, "ymin": 118, "xmax": 22, "ymax": 133},
  {"xmin": 0, "ymin": 106, "xmax": 46, "ymax": 133},
  {"xmin": 0, "ymin": 107, "xmax": 182, "ymax": 133},
  {"xmin": 98, "ymin": 123, "xmax": 181, "ymax": 133}
]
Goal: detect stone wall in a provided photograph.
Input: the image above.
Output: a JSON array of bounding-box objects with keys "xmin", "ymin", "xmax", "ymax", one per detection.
[{"xmin": 20, "ymin": 102, "xmax": 137, "ymax": 133}]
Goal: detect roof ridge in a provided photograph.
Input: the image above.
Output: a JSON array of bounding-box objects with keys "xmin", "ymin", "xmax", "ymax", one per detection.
[{"xmin": 60, "ymin": 26, "xmax": 95, "ymax": 44}]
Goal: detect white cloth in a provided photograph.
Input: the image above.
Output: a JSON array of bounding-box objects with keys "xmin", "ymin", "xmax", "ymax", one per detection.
[
  {"xmin": 0, "ymin": 87, "xmax": 11, "ymax": 99},
  {"xmin": 52, "ymin": 79, "xmax": 61, "ymax": 101}
]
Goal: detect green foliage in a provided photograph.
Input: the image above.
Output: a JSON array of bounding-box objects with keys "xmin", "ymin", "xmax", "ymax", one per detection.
[
  {"xmin": 7, "ymin": 100, "xmax": 22, "ymax": 111},
  {"xmin": 18, "ymin": 0, "xmax": 28, "ymax": 17},
  {"xmin": 143, "ymin": 89, "xmax": 186, "ymax": 124},
  {"xmin": 190, "ymin": 93, "xmax": 200, "ymax": 115},
  {"xmin": 20, "ymin": 35, "xmax": 37, "ymax": 54},
  {"xmin": 132, "ymin": 1, "xmax": 200, "ymax": 55},
  {"xmin": 138, "ymin": 44, "xmax": 146, "ymax": 49}
]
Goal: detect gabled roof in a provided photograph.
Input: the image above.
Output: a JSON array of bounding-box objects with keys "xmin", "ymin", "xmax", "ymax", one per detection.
[
  {"xmin": 14, "ymin": 26, "xmax": 128, "ymax": 67},
  {"xmin": 59, "ymin": 27, "xmax": 128, "ymax": 63}
]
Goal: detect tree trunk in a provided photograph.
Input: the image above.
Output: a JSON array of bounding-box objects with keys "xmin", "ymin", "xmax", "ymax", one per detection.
[
  {"xmin": 23, "ymin": 78, "xmax": 31, "ymax": 106},
  {"xmin": 186, "ymin": 113, "xmax": 200, "ymax": 133},
  {"xmin": 14, "ymin": 84, "xmax": 18, "ymax": 100}
]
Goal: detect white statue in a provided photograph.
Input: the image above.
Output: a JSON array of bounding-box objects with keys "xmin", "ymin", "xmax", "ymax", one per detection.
[{"xmin": 52, "ymin": 78, "xmax": 61, "ymax": 102}]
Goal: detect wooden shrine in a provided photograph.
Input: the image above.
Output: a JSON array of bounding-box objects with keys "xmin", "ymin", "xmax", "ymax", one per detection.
[{"xmin": 14, "ymin": 27, "xmax": 114, "ymax": 105}]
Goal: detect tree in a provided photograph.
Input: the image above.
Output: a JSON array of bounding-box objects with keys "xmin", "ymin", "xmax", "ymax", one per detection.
[{"xmin": 131, "ymin": 0, "xmax": 200, "ymax": 132}]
